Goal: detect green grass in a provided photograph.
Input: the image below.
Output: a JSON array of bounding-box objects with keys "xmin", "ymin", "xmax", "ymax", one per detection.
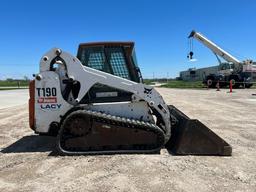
[
  {"xmin": 160, "ymin": 80, "xmax": 256, "ymax": 89},
  {"xmin": 0, "ymin": 88, "xmax": 28, "ymax": 91},
  {"xmin": 0, "ymin": 80, "xmax": 29, "ymax": 87},
  {"xmin": 143, "ymin": 79, "xmax": 155, "ymax": 85},
  {"xmin": 0, "ymin": 80, "xmax": 29, "ymax": 90},
  {"xmin": 160, "ymin": 80, "xmax": 205, "ymax": 89}
]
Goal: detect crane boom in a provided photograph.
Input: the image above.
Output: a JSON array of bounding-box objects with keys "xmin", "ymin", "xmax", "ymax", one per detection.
[{"xmin": 188, "ymin": 30, "xmax": 241, "ymax": 64}]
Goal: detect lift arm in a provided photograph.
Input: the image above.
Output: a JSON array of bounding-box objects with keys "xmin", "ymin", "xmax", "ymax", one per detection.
[
  {"xmin": 188, "ymin": 30, "xmax": 241, "ymax": 65},
  {"xmin": 39, "ymin": 48, "xmax": 171, "ymax": 141}
]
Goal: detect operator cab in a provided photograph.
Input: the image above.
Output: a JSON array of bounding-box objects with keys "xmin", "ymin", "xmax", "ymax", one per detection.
[
  {"xmin": 77, "ymin": 42, "xmax": 142, "ymax": 83},
  {"xmin": 76, "ymin": 42, "xmax": 143, "ymax": 103}
]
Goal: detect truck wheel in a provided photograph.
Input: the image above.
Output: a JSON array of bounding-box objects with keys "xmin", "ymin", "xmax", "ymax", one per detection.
[
  {"xmin": 206, "ymin": 78, "xmax": 216, "ymax": 88},
  {"xmin": 229, "ymin": 78, "xmax": 240, "ymax": 88}
]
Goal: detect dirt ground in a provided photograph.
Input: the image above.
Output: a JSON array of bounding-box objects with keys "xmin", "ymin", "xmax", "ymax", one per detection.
[
  {"xmin": 0, "ymin": 88, "xmax": 256, "ymax": 192},
  {"xmin": 0, "ymin": 89, "xmax": 28, "ymax": 109}
]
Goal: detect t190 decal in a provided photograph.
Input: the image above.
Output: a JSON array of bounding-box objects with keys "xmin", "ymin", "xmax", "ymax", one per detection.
[
  {"xmin": 36, "ymin": 87, "xmax": 57, "ymax": 97},
  {"xmin": 36, "ymin": 87, "xmax": 62, "ymax": 110}
]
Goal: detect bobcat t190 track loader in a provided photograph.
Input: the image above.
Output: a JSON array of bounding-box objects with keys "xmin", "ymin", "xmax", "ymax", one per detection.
[{"xmin": 29, "ymin": 42, "xmax": 232, "ymax": 155}]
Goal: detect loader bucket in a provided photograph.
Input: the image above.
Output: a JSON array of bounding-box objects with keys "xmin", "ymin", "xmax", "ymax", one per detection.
[{"xmin": 165, "ymin": 105, "xmax": 232, "ymax": 156}]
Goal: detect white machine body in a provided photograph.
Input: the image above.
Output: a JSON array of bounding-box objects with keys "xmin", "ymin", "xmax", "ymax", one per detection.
[{"xmin": 32, "ymin": 48, "xmax": 171, "ymax": 140}]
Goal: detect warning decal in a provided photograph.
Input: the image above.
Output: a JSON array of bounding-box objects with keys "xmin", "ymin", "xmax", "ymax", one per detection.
[{"xmin": 37, "ymin": 97, "xmax": 57, "ymax": 103}]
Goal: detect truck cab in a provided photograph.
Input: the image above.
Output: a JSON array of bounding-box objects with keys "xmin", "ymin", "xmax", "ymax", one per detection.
[{"xmin": 218, "ymin": 62, "xmax": 234, "ymax": 75}]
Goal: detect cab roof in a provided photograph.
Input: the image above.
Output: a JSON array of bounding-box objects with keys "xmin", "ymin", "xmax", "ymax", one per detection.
[{"xmin": 78, "ymin": 41, "xmax": 134, "ymax": 49}]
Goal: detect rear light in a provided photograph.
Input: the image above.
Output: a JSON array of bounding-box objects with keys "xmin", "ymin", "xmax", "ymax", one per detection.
[{"xmin": 29, "ymin": 80, "xmax": 35, "ymax": 130}]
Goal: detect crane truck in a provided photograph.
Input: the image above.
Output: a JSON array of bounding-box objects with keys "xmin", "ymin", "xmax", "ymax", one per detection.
[
  {"xmin": 188, "ymin": 30, "xmax": 256, "ymax": 88},
  {"xmin": 29, "ymin": 42, "xmax": 231, "ymax": 155}
]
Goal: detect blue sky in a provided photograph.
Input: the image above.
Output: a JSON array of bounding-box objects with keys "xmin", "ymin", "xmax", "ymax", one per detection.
[{"xmin": 0, "ymin": 0, "xmax": 256, "ymax": 79}]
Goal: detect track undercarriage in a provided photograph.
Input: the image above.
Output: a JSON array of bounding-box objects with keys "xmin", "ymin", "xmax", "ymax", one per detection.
[{"xmin": 57, "ymin": 109, "xmax": 165, "ymax": 155}]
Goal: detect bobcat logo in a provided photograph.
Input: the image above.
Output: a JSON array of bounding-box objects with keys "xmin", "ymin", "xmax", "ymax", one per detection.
[{"xmin": 144, "ymin": 88, "xmax": 152, "ymax": 94}]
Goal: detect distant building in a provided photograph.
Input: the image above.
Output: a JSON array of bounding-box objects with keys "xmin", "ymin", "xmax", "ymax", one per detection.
[{"xmin": 180, "ymin": 65, "xmax": 219, "ymax": 81}]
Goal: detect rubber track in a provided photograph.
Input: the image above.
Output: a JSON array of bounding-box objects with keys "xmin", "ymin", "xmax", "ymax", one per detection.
[{"xmin": 57, "ymin": 109, "xmax": 165, "ymax": 155}]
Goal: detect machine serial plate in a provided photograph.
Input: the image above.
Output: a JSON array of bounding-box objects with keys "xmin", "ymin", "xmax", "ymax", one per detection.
[{"xmin": 96, "ymin": 92, "xmax": 118, "ymax": 97}]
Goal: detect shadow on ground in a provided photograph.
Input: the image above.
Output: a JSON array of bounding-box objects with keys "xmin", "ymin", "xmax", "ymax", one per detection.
[
  {"xmin": 1, "ymin": 135, "xmax": 165, "ymax": 156},
  {"xmin": 1, "ymin": 135, "xmax": 56, "ymax": 153},
  {"xmin": 0, "ymin": 134, "xmax": 230, "ymax": 156}
]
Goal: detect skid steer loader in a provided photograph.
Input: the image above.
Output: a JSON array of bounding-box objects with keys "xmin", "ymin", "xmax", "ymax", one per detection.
[{"xmin": 29, "ymin": 42, "xmax": 232, "ymax": 155}]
